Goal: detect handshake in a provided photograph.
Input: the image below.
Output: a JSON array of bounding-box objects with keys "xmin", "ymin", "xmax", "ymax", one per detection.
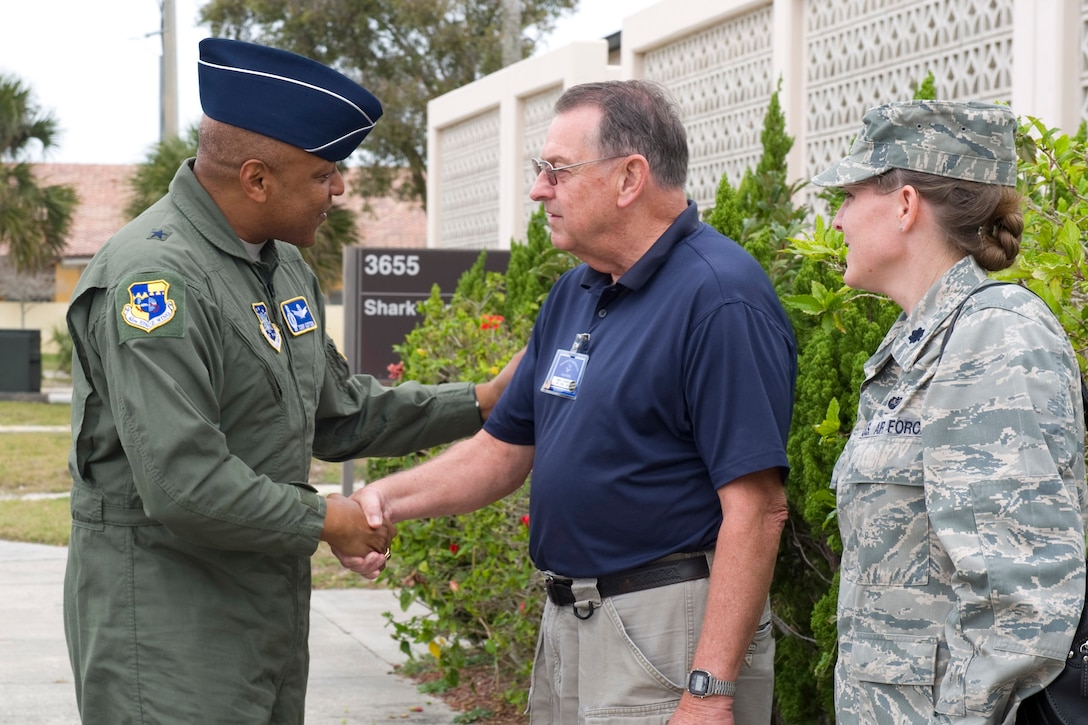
[
  {"xmin": 319, "ymin": 487, "xmax": 393, "ymax": 580},
  {"xmin": 316, "ymin": 347, "xmax": 529, "ymax": 579}
]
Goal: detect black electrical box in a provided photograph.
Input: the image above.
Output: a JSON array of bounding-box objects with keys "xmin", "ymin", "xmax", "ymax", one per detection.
[{"xmin": 0, "ymin": 329, "xmax": 42, "ymax": 393}]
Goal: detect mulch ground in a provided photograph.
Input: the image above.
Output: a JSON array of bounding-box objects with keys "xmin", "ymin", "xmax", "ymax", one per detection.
[{"xmin": 404, "ymin": 662, "xmax": 529, "ymax": 724}]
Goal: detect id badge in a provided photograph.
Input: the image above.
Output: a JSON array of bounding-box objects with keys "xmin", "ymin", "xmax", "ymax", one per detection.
[{"xmin": 541, "ymin": 333, "xmax": 590, "ymax": 400}]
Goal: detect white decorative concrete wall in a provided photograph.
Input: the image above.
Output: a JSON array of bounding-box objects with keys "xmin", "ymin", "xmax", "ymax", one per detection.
[{"xmin": 428, "ymin": 0, "xmax": 1087, "ymax": 250}]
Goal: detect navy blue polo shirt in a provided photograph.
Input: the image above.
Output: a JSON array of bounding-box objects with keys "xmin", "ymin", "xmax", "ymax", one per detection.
[{"xmin": 484, "ymin": 202, "xmax": 796, "ymax": 577}]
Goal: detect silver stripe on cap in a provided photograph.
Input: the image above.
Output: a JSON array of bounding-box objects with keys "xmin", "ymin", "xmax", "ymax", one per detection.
[{"xmin": 198, "ymin": 59, "xmax": 378, "ymax": 131}]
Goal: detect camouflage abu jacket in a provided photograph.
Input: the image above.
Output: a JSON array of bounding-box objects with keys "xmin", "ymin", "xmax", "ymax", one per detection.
[{"xmin": 832, "ymin": 256, "xmax": 1088, "ymax": 724}]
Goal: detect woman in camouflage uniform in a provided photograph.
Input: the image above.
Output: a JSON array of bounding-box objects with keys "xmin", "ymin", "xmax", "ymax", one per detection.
[{"xmin": 812, "ymin": 100, "xmax": 1088, "ymax": 724}]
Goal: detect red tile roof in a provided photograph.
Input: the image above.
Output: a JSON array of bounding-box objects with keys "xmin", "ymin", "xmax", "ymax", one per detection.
[
  {"xmin": 31, "ymin": 163, "xmax": 427, "ymax": 260},
  {"xmin": 34, "ymin": 163, "xmax": 133, "ymax": 259}
]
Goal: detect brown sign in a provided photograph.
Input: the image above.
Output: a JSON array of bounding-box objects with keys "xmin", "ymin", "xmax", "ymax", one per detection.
[{"xmin": 343, "ymin": 248, "xmax": 511, "ymax": 379}]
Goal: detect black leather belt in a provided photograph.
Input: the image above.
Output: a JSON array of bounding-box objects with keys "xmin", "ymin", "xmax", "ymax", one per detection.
[{"xmin": 545, "ymin": 555, "xmax": 710, "ymax": 606}]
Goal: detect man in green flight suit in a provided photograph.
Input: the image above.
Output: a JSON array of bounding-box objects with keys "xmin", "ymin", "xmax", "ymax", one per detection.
[{"xmin": 63, "ymin": 37, "xmax": 517, "ymax": 724}]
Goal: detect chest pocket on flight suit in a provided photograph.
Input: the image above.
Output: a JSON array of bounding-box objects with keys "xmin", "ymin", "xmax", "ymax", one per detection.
[{"xmin": 835, "ymin": 372, "xmax": 930, "ymax": 588}]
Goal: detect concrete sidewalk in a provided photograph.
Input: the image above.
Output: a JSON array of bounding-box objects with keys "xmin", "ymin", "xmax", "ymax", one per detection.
[{"xmin": 0, "ymin": 540, "xmax": 459, "ymax": 724}]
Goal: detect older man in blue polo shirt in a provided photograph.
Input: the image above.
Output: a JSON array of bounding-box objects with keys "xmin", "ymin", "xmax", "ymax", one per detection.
[
  {"xmin": 340, "ymin": 80, "xmax": 797, "ymax": 724},
  {"xmin": 63, "ymin": 38, "xmax": 517, "ymax": 724}
]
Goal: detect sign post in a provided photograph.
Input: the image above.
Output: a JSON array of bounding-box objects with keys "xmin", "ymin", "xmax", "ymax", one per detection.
[{"xmin": 339, "ymin": 247, "xmax": 511, "ymax": 493}]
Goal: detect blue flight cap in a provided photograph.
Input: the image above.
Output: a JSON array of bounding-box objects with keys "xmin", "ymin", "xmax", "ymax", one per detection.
[{"xmin": 197, "ymin": 37, "xmax": 383, "ymax": 162}]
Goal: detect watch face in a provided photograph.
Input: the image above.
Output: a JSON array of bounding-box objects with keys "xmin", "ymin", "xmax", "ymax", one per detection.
[{"xmin": 688, "ymin": 670, "xmax": 710, "ymax": 696}]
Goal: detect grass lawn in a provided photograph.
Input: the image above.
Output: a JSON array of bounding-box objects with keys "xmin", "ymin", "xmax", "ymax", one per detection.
[
  {"xmin": 0, "ymin": 497, "xmax": 71, "ymax": 546},
  {"xmin": 0, "ymin": 400, "xmax": 70, "ymax": 427},
  {"xmin": 0, "ymin": 401, "xmax": 71, "ymax": 496},
  {"xmin": 0, "ymin": 400, "xmax": 378, "ymax": 589},
  {"xmin": 0, "ymin": 438, "xmax": 72, "ymax": 496}
]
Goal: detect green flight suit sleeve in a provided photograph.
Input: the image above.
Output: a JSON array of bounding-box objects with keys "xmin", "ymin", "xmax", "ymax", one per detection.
[
  {"xmin": 310, "ymin": 335, "xmax": 482, "ymax": 462},
  {"xmin": 922, "ymin": 303, "xmax": 1087, "ymax": 720}
]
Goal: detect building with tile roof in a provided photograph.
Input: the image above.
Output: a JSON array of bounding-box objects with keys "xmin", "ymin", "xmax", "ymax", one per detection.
[
  {"xmin": 5, "ymin": 163, "xmax": 426, "ymax": 304},
  {"xmin": 33, "ymin": 163, "xmax": 133, "ymax": 302}
]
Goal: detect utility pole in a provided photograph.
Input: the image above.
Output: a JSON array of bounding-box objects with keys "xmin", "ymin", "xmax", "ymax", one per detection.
[
  {"xmin": 160, "ymin": 0, "xmax": 179, "ymax": 141},
  {"xmin": 501, "ymin": 0, "xmax": 521, "ymax": 67}
]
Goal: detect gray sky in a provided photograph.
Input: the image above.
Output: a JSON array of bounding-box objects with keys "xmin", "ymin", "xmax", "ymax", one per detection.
[{"xmin": 0, "ymin": 0, "xmax": 657, "ymax": 164}]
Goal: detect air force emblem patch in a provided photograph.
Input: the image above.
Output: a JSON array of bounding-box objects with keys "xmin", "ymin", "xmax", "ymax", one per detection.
[
  {"xmin": 252, "ymin": 302, "xmax": 283, "ymax": 352},
  {"xmin": 123, "ymin": 280, "xmax": 177, "ymax": 332},
  {"xmin": 280, "ymin": 296, "xmax": 317, "ymax": 336}
]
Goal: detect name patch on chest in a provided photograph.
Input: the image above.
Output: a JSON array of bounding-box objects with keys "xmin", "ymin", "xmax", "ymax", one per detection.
[{"xmin": 858, "ymin": 415, "xmax": 921, "ymax": 438}]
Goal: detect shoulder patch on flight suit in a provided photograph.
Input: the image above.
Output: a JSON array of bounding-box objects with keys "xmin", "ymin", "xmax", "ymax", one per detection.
[
  {"xmin": 280, "ymin": 296, "xmax": 318, "ymax": 336},
  {"xmin": 116, "ymin": 274, "xmax": 186, "ymax": 342}
]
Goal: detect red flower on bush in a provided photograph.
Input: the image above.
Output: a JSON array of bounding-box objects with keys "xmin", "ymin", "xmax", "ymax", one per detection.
[
  {"xmin": 520, "ymin": 515, "xmax": 530, "ymax": 527},
  {"xmin": 386, "ymin": 361, "xmax": 404, "ymax": 380},
  {"xmin": 480, "ymin": 314, "xmax": 505, "ymax": 330},
  {"xmin": 449, "ymin": 543, "xmax": 460, "ymax": 554}
]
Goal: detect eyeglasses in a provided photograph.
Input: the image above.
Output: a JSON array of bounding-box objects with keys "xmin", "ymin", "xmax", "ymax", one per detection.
[{"xmin": 530, "ymin": 155, "xmax": 625, "ymax": 185}]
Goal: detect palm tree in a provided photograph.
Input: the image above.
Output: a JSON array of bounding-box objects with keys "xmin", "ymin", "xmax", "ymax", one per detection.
[
  {"xmin": 124, "ymin": 127, "xmax": 201, "ymax": 219},
  {"xmin": 0, "ymin": 74, "xmax": 77, "ymax": 278},
  {"xmin": 127, "ymin": 125, "xmax": 359, "ymax": 293}
]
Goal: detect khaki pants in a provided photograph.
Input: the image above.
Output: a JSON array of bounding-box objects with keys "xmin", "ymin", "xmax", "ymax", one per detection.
[{"xmin": 528, "ymin": 571, "xmax": 775, "ymax": 724}]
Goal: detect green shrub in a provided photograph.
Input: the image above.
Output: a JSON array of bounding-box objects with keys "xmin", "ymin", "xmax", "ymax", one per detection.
[
  {"xmin": 49, "ymin": 324, "xmax": 72, "ymax": 375},
  {"xmin": 1008, "ymin": 117, "xmax": 1088, "ymax": 362}
]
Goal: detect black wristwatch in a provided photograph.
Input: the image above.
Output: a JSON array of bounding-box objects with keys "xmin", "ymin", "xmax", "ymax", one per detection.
[{"xmin": 687, "ymin": 669, "xmax": 737, "ymax": 698}]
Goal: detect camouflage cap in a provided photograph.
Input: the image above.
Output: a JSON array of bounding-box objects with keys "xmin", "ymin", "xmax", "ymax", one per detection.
[{"xmin": 811, "ymin": 100, "xmax": 1017, "ymax": 188}]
